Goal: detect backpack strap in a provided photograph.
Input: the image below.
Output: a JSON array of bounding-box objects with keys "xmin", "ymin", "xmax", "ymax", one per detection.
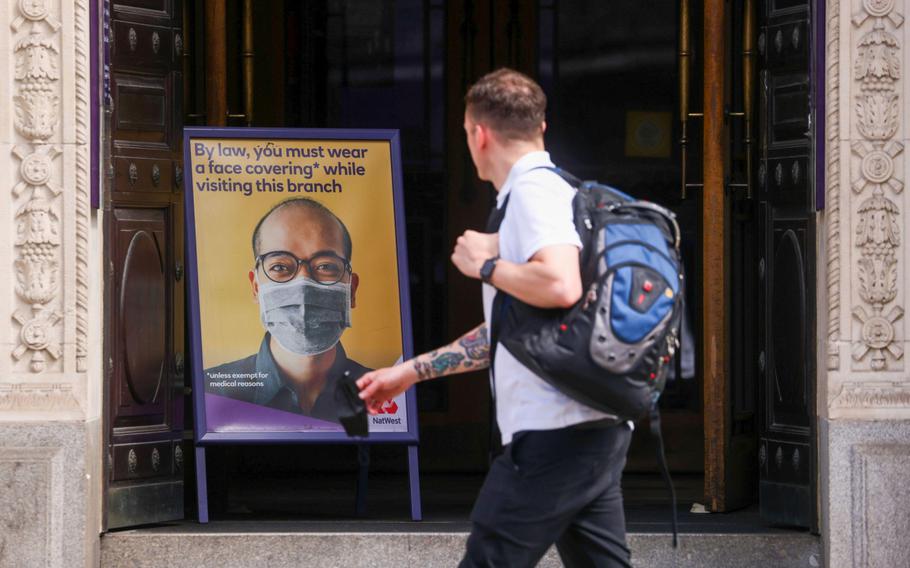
[
  {"xmin": 485, "ymin": 191, "xmax": 512, "ymax": 370},
  {"xmin": 485, "ymin": 193, "xmax": 511, "ymax": 460},
  {"xmin": 649, "ymin": 401, "xmax": 679, "ymax": 547},
  {"xmin": 542, "ymin": 166, "xmax": 635, "ymax": 203}
]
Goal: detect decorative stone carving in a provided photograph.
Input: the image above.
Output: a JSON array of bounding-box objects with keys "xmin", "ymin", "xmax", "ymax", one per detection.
[
  {"xmin": 14, "ymin": 89, "xmax": 59, "ymax": 143},
  {"xmin": 855, "ymin": 194, "xmax": 900, "ymax": 258},
  {"xmin": 15, "ymin": 35, "xmax": 58, "ymax": 82},
  {"xmin": 854, "ymin": 30, "xmax": 900, "ymax": 90},
  {"xmin": 151, "ymin": 448, "xmax": 160, "ymax": 472},
  {"xmin": 0, "ymin": 383, "xmax": 78, "ymax": 411},
  {"xmin": 74, "ymin": 0, "xmax": 90, "ymax": 372},
  {"xmin": 852, "ymin": 141, "xmax": 903, "ymax": 194},
  {"xmin": 11, "ymin": 309, "xmax": 62, "ymax": 372},
  {"xmin": 7, "ymin": 0, "xmax": 72, "ymax": 378},
  {"xmin": 832, "ymin": 381, "xmax": 910, "ymax": 408},
  {"xmin": 12, "ymin": 14, "xmax": 60, "ymax": 142},
  {"xmin": 5, "ymin": 0, "xmax": 92, "ymax": 382},
  {"xmin": 826, "ymin": 0, "xmax": 842, "ymax": 370},
  {"xmin": 855, "ymin": 0, "xmax": 904, "ymax": 28},
  {"xmin": 11, "ymin": 145, "xmax": 61, "ymax": 198},
  {"xmin": 853, "ymin": 306, "xmax": 904, "ymax": 367},
  {"xmin": 11, "ymin": 0, "xmax": 61, "ymax": 32},
  {"xmin": 16, "ymin": 199, "xmax": 59, "ymax": 247},
  {"xmin": 855, "ymin": 93, "xmax": 899, "ymax": 140},
  {"xmin": 14, "ymin": 254, "xmax": 57, "ymax": 305},
  {"xmin": 850, "ymin": 0, "xmax": 904, "ymax": 371}
]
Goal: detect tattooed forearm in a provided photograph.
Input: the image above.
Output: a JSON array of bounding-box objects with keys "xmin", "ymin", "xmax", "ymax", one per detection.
[
  {"xmin": 409, "ymin": 324, "xmax": 490, "ymax": 382},
  {"xmin": 414, "ymin": 351, "xmax": 466, "ymax": 382},
  {"xmin": 414, "ymin": 360, "xmax": 434, "ymax": 382},
  {"xmin": 432, "ymin": 352, "xmax": 465, "ymax": 374},
  {"xmin": 458, "ymin": 324, "xmax": 490, "ymax": 361}
]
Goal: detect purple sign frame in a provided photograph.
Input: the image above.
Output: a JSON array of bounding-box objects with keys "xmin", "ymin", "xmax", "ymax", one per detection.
[{"xmin": 183, "ymin": 127, "xmax": 421, "ymax": 521}]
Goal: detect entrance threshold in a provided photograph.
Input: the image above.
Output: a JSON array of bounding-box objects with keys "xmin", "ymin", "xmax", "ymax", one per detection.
[
  {"xmin": 101, "ymin": 521, "xmax": 819, "ymax": 568},
  {"xmin": 101, "ymin": 474, "xmax": 820, "ymax": 567}
]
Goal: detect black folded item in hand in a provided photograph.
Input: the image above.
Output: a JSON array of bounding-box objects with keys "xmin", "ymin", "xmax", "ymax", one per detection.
[{"xmin": 335, "ymin": 369, "xmax": 369, "ymax": 438}]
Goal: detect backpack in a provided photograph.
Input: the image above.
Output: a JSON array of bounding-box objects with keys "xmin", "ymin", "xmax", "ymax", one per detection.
[
  {"xmin": 489, "ymin": 166, "xmax": 684, "ymax": 546},
  {"xmin": 498, "ymin": 168, "xmax": 685, "ymax": 421}
]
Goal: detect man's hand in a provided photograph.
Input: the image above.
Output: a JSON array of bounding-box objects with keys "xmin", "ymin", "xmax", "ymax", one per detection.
[
  {"xmin": 452, "ymin": 230, "xmax": 499, "ymax": 279},
  {"xmin": 356, "ymin": 363, "xmax": 417, "ymax": 415}
]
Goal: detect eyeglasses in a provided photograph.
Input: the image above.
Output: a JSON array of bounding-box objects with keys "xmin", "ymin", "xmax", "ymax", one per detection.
[{"xmin": 255, "ymin": 250, "xmax": 351, "ymax": 285}]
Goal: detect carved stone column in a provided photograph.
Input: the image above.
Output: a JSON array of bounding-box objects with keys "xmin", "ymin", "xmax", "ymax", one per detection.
[
  {"xmin": 823, "ymin": 1, "xmax": 910, "ymax": 566},
  {"xmin": 827, "ymin": 0, "xmax": 909, "ymax": 414},
  {"xmin": 0, "ymin": 0, "xmax": 98, "ymax": 565},
  {"xmin": 2, "ymin": 0, "xmax": 92, "ymax": 414}
]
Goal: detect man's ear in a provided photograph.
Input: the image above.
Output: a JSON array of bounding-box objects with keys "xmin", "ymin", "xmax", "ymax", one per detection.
[
  {"xmin": 350, "ymin": 272, "xmax": 360, "ymax": 309},
  {"xmin": 475, "ymin": 123, "xmax": 489, "ymax": 150},
  {"xmin": 248, "ymin": 269, "xmax": 260, "ymax": 302},
  {"xmin": 540, "ymin": 120, "xmax": 547, "ymax": 135}
]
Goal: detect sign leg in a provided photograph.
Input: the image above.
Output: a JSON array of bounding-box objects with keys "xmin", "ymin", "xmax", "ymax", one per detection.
[
  {"xmin": 408, "ymin": 445, "xmax": 422, "ymax": 521},
  {"xmin": 355, "ymin": 444, "xmax": 370, "ymax": 516},
  {"xmin": 195, "ymin": 446, "xmax": 209, "ymax": 523}
]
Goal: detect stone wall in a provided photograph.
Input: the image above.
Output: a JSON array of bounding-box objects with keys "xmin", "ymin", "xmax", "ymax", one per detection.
[
  {"xmin": 0, "ymin": 0, "xmax": 101, "ymax": 566},
  {"xmin": 0, "ymin": 421, "xmax": 99, "ymax": 567},
  {"xmin": 822, "ymin": 0, "xmax": 910, "ymax": 565}
]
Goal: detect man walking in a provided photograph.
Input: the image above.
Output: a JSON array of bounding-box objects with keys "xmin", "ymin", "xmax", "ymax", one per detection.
[{"xmin": 357, "ymin": 68, "xmax": 633, "ymax": 567}]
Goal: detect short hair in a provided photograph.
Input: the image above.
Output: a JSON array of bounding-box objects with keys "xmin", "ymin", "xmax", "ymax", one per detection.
[
  {"xmin": 464, "ymin": 68, "xmax": 546, "ymax": 141},
  {"xmin": 251, "ymin": 197, "xmax": 353, "ymax": 261}
]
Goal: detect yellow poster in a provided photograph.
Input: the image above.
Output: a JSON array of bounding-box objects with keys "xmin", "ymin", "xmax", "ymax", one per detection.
[{"xmin": 186, "ymin": 131, "xmax": 410, "ymax": 437}]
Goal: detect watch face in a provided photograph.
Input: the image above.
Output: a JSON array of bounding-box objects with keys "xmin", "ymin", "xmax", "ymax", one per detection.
[{"xmin": 481, "ymin": 257, "xmax": 497, "ymax": 282}]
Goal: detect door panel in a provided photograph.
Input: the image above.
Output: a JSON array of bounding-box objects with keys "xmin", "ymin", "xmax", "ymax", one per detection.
[
  {"xmin": 111, "ymin": 20, "xmax": 175, "ymax": 68},
  {"xmin": 104, "ymin": 0, "xmax": 184, "ymax": 529},
  {"xmin": 112, "ymin": 73, "xmax": 173, "ymax": 147},
  {"xmin": 770, "ymin": 226, "xmax": 810, "ymax": 430},
  {"xmin": 113, "ymin": 210, "xmax": 169, "ymax": 422},
  {"xmin": 757, "ymin": 0, "xmax": 816, "ymax": 528}
]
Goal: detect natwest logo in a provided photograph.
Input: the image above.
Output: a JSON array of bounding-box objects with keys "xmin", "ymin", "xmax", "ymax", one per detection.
[{"xmin": 374, "ymin": 399, "xmax": 398, "ymax": 414}]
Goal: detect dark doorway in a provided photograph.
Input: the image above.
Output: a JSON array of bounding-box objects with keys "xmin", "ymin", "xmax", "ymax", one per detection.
[{"xmin": 104, "ymin": 0, "xmax": 818, "ymax": 529}]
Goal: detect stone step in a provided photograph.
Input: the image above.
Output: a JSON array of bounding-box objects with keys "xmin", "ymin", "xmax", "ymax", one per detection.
[{"xmin": 101, "ymin": 525, "xmax": 821, "ymax": 567}]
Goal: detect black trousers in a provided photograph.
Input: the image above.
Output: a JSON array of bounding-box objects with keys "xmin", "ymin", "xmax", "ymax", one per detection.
[{"xmin": 460, "ymin": 421, "xmax": 633, "ymax": 568}]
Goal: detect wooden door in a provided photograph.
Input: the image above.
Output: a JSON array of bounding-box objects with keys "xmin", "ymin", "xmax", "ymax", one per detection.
[
  {"xmin": 756, "ymin": 0, "xmax": 817, "ymax": 528},
  {"xmin": 103, "ymin": 0, "xmax": 185, "ymax": 529},
  {"xmin": 444, "ymin": 0, "xmax": 539, "ymax": 466}
]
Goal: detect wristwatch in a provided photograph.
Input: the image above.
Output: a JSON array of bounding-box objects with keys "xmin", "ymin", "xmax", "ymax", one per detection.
[{"xmin": 480, "ymin": 255, "xmax": 500, "ymax": 284}]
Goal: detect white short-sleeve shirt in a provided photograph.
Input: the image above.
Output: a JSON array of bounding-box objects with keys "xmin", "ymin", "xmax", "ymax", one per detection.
[{"xmin": 482, "ymin": 151, "xmax": 615, "ymax": 445}]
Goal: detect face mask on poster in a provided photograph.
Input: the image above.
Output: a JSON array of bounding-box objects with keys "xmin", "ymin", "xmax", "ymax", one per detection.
[{"xmin": 257, "ymin": 276, "xmax": 352, "ymax": 356}]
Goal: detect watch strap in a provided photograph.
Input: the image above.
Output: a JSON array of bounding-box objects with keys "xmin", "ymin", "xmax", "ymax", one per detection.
[{"xmin": 480, "ymin": 255, "xmax": 500, "ymax": 284}]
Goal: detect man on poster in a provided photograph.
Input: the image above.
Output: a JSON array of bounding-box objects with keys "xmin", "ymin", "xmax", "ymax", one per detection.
[
  {"xmin": 357, "ymin": 69, "xmax": 634, "ymax": 566},
  {"xmin": 205, "ymin": 197, "xmax": 370, "ymax": 424}
]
